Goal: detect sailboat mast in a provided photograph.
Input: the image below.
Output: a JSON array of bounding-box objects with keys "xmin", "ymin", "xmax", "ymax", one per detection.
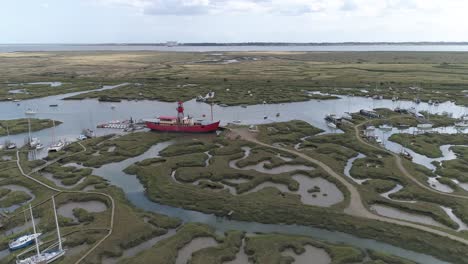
[
  {"xmin": 29, "ymin": 204, "xmax": 40, "ymax": 257},
  {"xmin": 28, "ymin": 118, "xmax": 31, "ymax": 143},
  {"xmin": 52, "ymin": 196, "xmax": 63, "ymax": 251},
  {"xmin": 210, "ymin": 103, "xmax": 213, "ymax": 122},
  {"xmin": 52, "ymin": 120, "xmax": 56, "ymax": 144}
]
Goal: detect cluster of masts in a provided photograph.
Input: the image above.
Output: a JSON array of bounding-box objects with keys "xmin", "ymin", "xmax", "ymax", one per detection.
[{"xmin": 10, "ymin": 197, "xmax": 65, "ymax": 264}]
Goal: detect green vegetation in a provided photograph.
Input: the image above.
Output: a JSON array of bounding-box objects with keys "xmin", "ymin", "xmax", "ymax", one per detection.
[
  {"xmin": 435, "ymin": 146, "xmax": 468, "ymax": 182},
  {"xmin": 0, "ymin": 81, "xmax": 112, "ymax": 101},
  {"xmin": 118, "ymin": 134, "xmax": 468, "ymax": 263},
  {"xmin": 0, "ymin": 191, "xmax": 31, "ymax": 208},
  {"xmin": 389, "ymin": 133, "xmax": 467, "ymax": 158},
  {"xmin": 2, "ymin": 51, "xmax": 468, "ymax": 105},
  {"xmin": 367, "ymin": 250, "xmax": 417, "ymax": 264},
  {"xmin": 0, "ymin": 118, "xmax": 61, "ymax": 136},
  {"xmin": 257, "ymin": 120, "xmax": 323, "ymax": 144},
  {"xmin": 244, "ymin": 233, "xmax": 364, "ymax": 264},
  {"xmin": 120, "ymin": 223, "xmax": 216, "ymax": 264},
  {"xmin": 73, "ymin": 208, "xmax": 95, "ymax": 223},
  {"xmin": 190, "ymin": 231, "xmax": 244, "ymax": 264},
  {"xmin": 61, "ymin": 132, "xmax": 175, "ymax": 168},
  {"xmin": 42, "ymin": 164, "xmax": 92, "ymax": 186}
]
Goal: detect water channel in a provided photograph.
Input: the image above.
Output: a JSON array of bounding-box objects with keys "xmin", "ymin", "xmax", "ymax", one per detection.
[
  {"xmin": 89, "ymin": 142, "xmax": 451, "ymax": 264},
  {"xmin": 1, "ymin": 85, "xmax": 467, "ymax": 263}
]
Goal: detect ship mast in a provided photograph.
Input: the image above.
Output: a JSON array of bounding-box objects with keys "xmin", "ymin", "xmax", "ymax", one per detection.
[
  {"xmin": 29, "ymin": 204, "xmax": 40, "ymax": 257},
  {"xmin": 52, "ymin": 196, "xmax": 63, "ymax": 251},
  {"xmin": 177, "ymin": 101, "xmax": 184, "ymax": 123},
  {"xmin": 210, "ymin": 103, "xmax": 213, "ymax": 122}
]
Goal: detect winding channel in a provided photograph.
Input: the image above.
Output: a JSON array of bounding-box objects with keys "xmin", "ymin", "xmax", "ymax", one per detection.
[{"xmin": 90, "ymin": 141, "xmax": 449, "ymax": 264}]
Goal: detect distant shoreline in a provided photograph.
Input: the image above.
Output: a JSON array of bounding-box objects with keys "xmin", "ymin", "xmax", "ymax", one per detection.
[{"xmin": 2, "ymin": 42, "xmax": 468, "ymax": 46}]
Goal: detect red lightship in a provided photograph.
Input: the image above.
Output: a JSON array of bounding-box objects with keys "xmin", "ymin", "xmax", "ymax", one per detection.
[{"xmin": 146, "ymin": 101, "xmax": 220, "ymax": 133}]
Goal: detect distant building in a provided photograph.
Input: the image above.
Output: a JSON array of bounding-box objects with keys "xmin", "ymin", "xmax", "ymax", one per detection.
[{"xmin": 166, "ymin": 41, "xmax": 178, "ymax": 47}]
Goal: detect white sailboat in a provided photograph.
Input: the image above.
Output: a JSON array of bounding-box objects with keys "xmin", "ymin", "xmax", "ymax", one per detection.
[
  {"xmin": 25, "ymin": 108, "xmax": 37, "ymax": 115},
  {"xmin": 26, "ymin": 118, "xmax": 42, "ymax": 149},
  {"xmin": 16, "ymin": 197, "xmax": 65, "ymax": 264},
  {"xmin": 379, "ymin": 124, "xmax": 393, "ymax": 131},
  {"xmin": 5, "ymin": 124, "xmax": 17, "ymax": 149},
  {"xmin": 9, "ymin": 208, "xmax": 42, "ymax": 251},
  {"xmin": 327, "ymin": 122, "xmax": 337, "ymax": 129},
  {"xmin": 47, "ymin": 120, "xmax": 65, "ymax": 152}
]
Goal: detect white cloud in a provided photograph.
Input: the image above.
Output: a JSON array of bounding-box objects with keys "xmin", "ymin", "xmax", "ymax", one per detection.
[{"xmin": 94, "ymin": 0, "xmax": 338, "ymax": 16}]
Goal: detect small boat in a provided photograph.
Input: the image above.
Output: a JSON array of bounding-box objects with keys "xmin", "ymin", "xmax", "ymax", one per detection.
[
  {"xmin": 9, "ymin": 233, "xmax": 42, "ymax": 251},
  {"xmin": 342, "ymin": 113, "xmax": 352, "ymax": 120},
  {"xmin": 77, "ymin": 135, "xmax": 87, "ymax": 141},
  {"xmin": 241, "ymin": 105, "xmax": 247, "ymax": 108},
  {"xmin": 375, "ymin": 136, "xmax": 383, "ymax": 144},
  {"xmin": 47, "ymin": 141, "xmax": 65, "ymax": 152},
  {"xmin": 29, "ymin": 138, "xmax": 40, "ymax": 148},
  {"xmin": 455, "ymin": 121, "xmax": 468, "ymax": 127},
  {"xmin": 82, "ymin": 129, "xmax": 95, "ymax": 138},
  {"xmin": 428, "ymin": 100, "xmax": 433, "ymax": 105},
  {"xmin": 35, "ymin": 143, "xmax": 44, "ymax": 150},
  {"xmin": 434, "ymin": 100, "xmax": 440, "ymax": 106},
  {"xmin": 379, "ymin": 124, "xmax": 393, "ymax": 131},
  {"xmin": 276, "ymin": 113, "xmax": 280, "ymax": 117},
  {"xmin": 13, "ymin": 99, "xmax": 21, "ymax": 102},
  {"xmin": 400, "ymin": 150, "xmax": 413, "ymax": 160},
  {"xmin": 49, "ymin": 104, "xmax": 58, "ymax": 107},
  {"xmin": 263, "ymin": 116, "xmax": 268, "ymax": 120},
  {"xmin": 396, "ymin": 123, "xmax": 410, "ymax": 129},
  {"xmin": 413, "ymin": 97, "xmax": 421, "ymax": 104},
  {"xmin": 417, "ymin": 123, "xmax": 433, "ymax": 130},
  {"xmin": 25, "ymin": 109, "xmax": 37, "ymax": 115},
  {"xmin": 233, "ymin": 120, "xmax": 241, "ymax": 124},
  {"xmin": 7, "ymin": 143, "xmax": 17, "ymax": 150},
  {"xmin": 195, "ymin": 95, "xmax": 206, "ymax": 102},
  {"xmin": 327, "ymin": 122, "xmax": 337, "ymax": 129}
]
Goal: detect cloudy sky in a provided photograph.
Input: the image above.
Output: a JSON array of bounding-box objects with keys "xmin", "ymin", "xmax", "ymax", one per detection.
[{"xmin": 1, "ymin": 0, "xmax": 466, "ymax": 43}]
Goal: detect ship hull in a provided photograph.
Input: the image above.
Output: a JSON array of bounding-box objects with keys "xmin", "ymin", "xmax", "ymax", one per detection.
[{"xmin": 146, "ymin": 121, "xmax": 220, "ymax": 133}]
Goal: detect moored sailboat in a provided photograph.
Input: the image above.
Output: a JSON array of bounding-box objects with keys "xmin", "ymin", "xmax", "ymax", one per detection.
[{"xmin": 16, "ymin": 197, "xmax": 65, "ymax": 264}]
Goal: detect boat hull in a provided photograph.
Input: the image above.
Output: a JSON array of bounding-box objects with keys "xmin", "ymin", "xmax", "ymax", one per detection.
[
  {"xmin": 146, "ymin": 121, "xmax": 220, "ymax": 133},
  {"xmin": 9, "ymin": 240, "xmax": 34, "ymax": 251}
]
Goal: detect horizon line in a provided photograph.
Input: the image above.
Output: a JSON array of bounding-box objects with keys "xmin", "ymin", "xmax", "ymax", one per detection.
[{"xmin": 2, "ymin": 41, "xmax": 468, "ymax": 46}]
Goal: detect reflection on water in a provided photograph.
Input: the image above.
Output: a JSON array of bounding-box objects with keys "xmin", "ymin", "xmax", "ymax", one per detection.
[
  {"xmin": 380, "ymin": 184, "xmax": 416, "ymax": 203},
  {"xmin": 1, "ymin": 87, "xmax": 467, "ymax": 161},
  {"xmin": 229, "ymin": 147, "xmax": 314, "ymax": 174},
  {"xmin": 371, "ymin": 204, "xmax": 447, "ymax": 228},
  {"xmin": 0, "ymin": 184, "xmax": 35, "ymax": 213},
  {"xmin": 57, "ymin": 201, "xmax": 107, "ymax": 222},
  {"xmin": 343, "ymin": 153, "xmax": 368, "ymax": 184},
  {"xmin": 440, "ymin": 206, "xmax": 468, "ymax": 232}
]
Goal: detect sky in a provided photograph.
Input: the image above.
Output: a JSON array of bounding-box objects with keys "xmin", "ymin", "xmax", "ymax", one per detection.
[{"xmin": 1, "ymin": 0, "xmax": 467, "ymax": 43}]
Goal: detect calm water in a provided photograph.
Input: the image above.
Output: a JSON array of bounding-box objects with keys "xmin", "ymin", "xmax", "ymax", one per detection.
[
  {"xmin": 1, "ymin": 84, "xmax": 467, "ymax": 160},
  {"xmin": 2, "ymin": 44, "xmax": 468, "ymax": 52}
]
